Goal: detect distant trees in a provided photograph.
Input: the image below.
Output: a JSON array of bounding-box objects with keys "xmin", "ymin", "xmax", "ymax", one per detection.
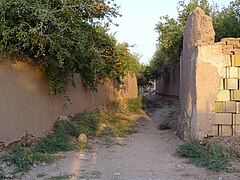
[
  {"xmin": 139, "ymin": 0, "xmax": 240, "ymax": 88},
  {"xmin": 213, "ymin": 0, "xmax": 240, "ymax": 41}
]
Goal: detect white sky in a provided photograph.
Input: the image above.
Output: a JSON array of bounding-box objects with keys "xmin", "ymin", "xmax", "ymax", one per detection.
[{"xmin": 108, "ymin": 0, "xmax": 231, "ymax": 64}]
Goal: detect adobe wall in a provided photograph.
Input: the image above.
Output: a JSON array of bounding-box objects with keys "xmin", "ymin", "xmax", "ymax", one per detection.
[
  {"xmin": 156, "ymin": 64, "xmax": 180, "ymax": 96},
  {"xmin": 178, "ymin": 7, "xmax": 240, "ymax": 140},
  {"xmin": 0, "ymin": 61, "xmax": 137, "ymax": 146}
]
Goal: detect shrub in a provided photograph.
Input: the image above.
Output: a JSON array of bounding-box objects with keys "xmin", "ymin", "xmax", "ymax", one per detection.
[
  {"xmin": 177, "ymin": 140, "xmax": 231, "ymax": 172},
  {"xmin": 126, "ymin": 97, "xmax": 142, "ymax": 113},
  {"xmin": 3, "ymin": 147, "xmax": 53, "ymax": 172}
]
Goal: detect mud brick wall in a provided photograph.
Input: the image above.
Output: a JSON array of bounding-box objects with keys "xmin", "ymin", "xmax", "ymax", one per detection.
[
  {"xmin": 155, "ymin": 64, "xmax": 180, "ymax": 96},
  {"xmin": 213, "ymin": 38, "xmax": 240, "ymax": 136},
  {"xmin": 0, "ymin": 61, "xmax": 138, "ymax": 146},
  {"xmin": 178, "ymin": 8, "xmax": 240, "ymax": 140}
]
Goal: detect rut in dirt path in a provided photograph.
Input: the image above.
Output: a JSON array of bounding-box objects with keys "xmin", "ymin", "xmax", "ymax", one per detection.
[{"xmin": 20, "ymin": 95, "xmax": 239, "ymax": 180}]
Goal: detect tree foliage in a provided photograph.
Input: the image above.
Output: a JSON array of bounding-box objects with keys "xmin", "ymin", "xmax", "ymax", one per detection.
[
  {"xmin": 0, "ymin": 0, "xmax": 140, "ymax": 93},
  {"xmin": 213, "ymin": 0, "xmax": 240, "ymax": 41},
  {"xmin": 140, "ymin": 0, "xmax": 240, "ymax": 88}
]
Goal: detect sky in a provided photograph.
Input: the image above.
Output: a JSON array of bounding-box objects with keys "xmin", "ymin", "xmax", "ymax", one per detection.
[{"xmin": 108, "ymin": 0, "xmax": 231, "ymax": 64}]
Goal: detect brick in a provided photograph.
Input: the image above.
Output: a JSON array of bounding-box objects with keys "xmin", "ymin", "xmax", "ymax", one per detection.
[
  {"xmin": 213, "ymin": 113, "xmax": 232, "ymax": 125},
  {"xmin": 233, "ymin": 125, "xmax": 240, "ymax": 136},
  {"xmin": 225, "ymin": 101, "xmax": 237, "ymax": 113},
  {"xmin": 217, "ymin": 90, "xmax": 230, "ymax": 101},
  {"xmin": 219, "ymin": 125, "xmax": 233, "ymax": 136},
  {"xmin": 232, "ymin": 55, "xmax": 240, "ymax": 66},
  {"xmin": 224, "ymin": 55, "xmax": 231, "ymax": 67},
  {"xmin": 222, "ymin": 45, "xmax": 234, "ymax": 55},
  {"xmin": 236, "ymin": 102, "xmax": 240, "ymax": 114},
  {"xmin": 225, "ymin": 79, "xmax": 238, "ymax": 89},
  {"xmin": 233, "ymin": 114, "xmax": 240, "ymax": 125},
  {"xmin": 234, "ymin": 41, "xmax": 240, "ymax": 48},
  {"xmin": 214, "ymin": 101, "xmax": 225, "ymax": 112},
  {"xmin": 221, "ymin": 38, "xmax": 236, "ymax": 45},
  {"xmin": 230, "ymin": 90, "xmax": 240, "ymax": 100},
  {"xmin": 220, "ymin": 79, "xmax": 225, "ymax": 90},
  {"xmin": 234, "ymin": 49, "xmax": 240, "ymax": 55},
  {"xmin": 226, "ymin": 67, "xmax": 239, "ymax": 78},
  {"xmin": 208, "ymin": 125, "xmax": 219, "ymax": 136},
  {"xmin": 222, "ymin": 67, "xmax": 227, "ymax": 79}
]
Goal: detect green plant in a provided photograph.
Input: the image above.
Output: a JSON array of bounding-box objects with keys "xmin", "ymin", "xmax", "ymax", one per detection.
[
  {"xmin": 3, "ymin": 147, "xmax": 53, "ymax": 172},
  {"xmin": 157, "ymin": 122, "xmax": 172, "ymax": 130},
  {"xmin": 72, "ymin": 111, "xmax": 100, "ymax": 136},
  {"xmin": 0, "ymin": 0, "xmax": 142, "ymax": 94},
  {"xmin": 0, "ymin": 172, "xmax": 4, "ymax": 180},
  {"xmin": 97, "ymin": 112, "xmax": 135, "ymax": 138},
  {"xmin": 177, "ymin": 140, "xmax": 231, "ymax": 172},
  {"xmin": 126, "ymin": 97, "xmax": 142, "ymax": 113},
  {"xmin": 34, "ymin": 133, "xmax": 73, "ymax": 154},
  {"xmin": 36, "ymin": 173, "xmax": 47, "ymax": 178},
  {"xmin": 75, "ymin": 142, "xmax": 90, "ymax": 151},
  {"xmin": 49, "ymin": 174, "xmax": 73, "ymax": 180},
  {"xmin": 3, "ymin": 108, "xmax": 138, "ymax": 173}
]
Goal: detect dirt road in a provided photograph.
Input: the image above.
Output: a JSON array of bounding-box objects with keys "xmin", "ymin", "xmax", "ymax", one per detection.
[{"xmin": 20, "ymin": 95, "xmax": 240, "ymax": 180}]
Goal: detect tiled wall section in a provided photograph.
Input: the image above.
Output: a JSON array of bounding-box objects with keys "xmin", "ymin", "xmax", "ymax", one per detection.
[{"xmin": 213, "ymin": 38, "xmax": 240, "ymax": 136}]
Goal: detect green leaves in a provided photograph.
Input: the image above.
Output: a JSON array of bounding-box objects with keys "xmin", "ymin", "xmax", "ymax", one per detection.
[
  {"xmin": 0, "ymin": 0, "xmax": 140, "ymax": 93},
  {"xmin": 142, "ymin": 0, "xmax": 240, "ymax": 88},
  {"xmin": 213, "ymin": 0, "xmax": 240, "ymax": 41}
]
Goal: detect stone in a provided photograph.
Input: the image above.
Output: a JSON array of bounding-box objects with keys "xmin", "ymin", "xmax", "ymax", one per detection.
[
  {"xmin": 219, "ymin": 125, "xmax": 232, "ymax": 136},
  {"xmin": 230, "ymin": 90, "xmax": 240, "ymax": 101},
  {"xmin": 226, "ymin": 67, "xmax": 239, "ymax": 78},
  {"xmin": 233, "ymin": 125, "xmax": 240, "ymax": 136},
  {"xmin": 213, "ymin": 113, "xmax": 232, "ymax": 125},
  {"xmin": 217, "ymin": 90, "xmax": 230, "ymax": 101},
  {"xmin": 224, "ymin": 79, "xmax": 238, "ymax": 90},
  {"xmin": 78, "ymin": 134, "xmax": 88, "ymax": 143},
  {"xmin": 58, "ymin": 115, "xmax": 69, "ymax": 121},
  {"xmin": 232, "ymin": 55, "xmax": 240, "ymax": 66},
  {"xmin": 214, "ymin": 101, "xmax": 225, "ymax": 112},
  {"xmin": 233, "ymin": 114, "xmax": 240, "ymax": 125},
  {"xmin": 236, "ymin": 102, "xmax": 240, "ymax": 114},
  {"xmin": 225, "ymin": 101, "xmax": 236, "ymax": 113}
]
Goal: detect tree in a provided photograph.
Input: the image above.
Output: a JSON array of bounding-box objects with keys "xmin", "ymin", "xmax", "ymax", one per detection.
[
  {"xmin": 213, "ymin": 0, "xmax": 240, "ymax": 41},
  {"xmin": 0, "ymin": 0, "xmax": 139, "ymax": 93},
  {"xmin": 138, "ymin": 0, "xmax": 213, "ymax": 87}
]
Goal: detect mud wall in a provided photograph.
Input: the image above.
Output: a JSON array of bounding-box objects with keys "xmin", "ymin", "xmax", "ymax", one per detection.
[
  {"xmin": 156, "ymin": 64, "xmax": 180, "ymax": 96},
  {"xmin": 0, "ymin": 61, "xmax": 137, "ymax": 146},
  {"xmin": 178, "ymin": 7, "xmax": 240, "ymax": 140}
]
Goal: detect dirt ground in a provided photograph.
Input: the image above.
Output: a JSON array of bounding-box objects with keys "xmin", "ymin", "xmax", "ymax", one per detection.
[{"xmin": 19, "ymin": 94, "xmax": 240, "ymax": 180}]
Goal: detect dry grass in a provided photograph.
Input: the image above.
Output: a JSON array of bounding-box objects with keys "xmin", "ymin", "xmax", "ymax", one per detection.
[{"xmin": 208, "ymin": 136, "xmax": 240, "ymax": 159}]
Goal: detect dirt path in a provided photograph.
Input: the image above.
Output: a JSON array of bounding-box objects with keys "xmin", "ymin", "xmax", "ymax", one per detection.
[{"xmin": 20, "ymin": 95, "xmax": 240, "ymax": 180}]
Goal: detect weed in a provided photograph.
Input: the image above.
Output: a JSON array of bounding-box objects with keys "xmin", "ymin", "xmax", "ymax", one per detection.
[
  {"xmin": 75, "ymin": 142, "xmax": 90, "ymax": 151},
  {"xmin": 126, "ymin": 97, "xmax": 142, "ymax": 112},
  {"xmin": 108, "ymin": 100, "xmax": 124, "ymax": 111},
  {"xmin": 97, "ymin": 112, "xmax": 135, "ymax": 138},
  {"xmin": 72, "ymin": 111, "xmax": 100, "ymax": 136},
  {"xmin": 0, "ymin": 172, "xmax": 4, "ymax": 180},
  {"xmin": 177, "ymin": 140, "xmax": 230, "ymax": 172},
  {"xmin": 102, "ymin": 136, "xmax": 117, "ymax": 146},
  {"xmin": 36, "ymin": 172, "xmax": 47, "ymax": 178},
  {"xmin": 157, "ymin": 122, "xmax": 172, "ymax": 130},
  {"xmin": 48, "ymin": 174, "xmax": 72, "ymax": 180},
  {"xmin": 3, "ymin": 109, "xmax": 138, "ymax": 174},
  {"xmin": 3, "ymin": 147, "xmax": 53, "ymax": 172},
  {"xmin": 34, "ymin": 133, "xmax": 73, "ymax": 154}
]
